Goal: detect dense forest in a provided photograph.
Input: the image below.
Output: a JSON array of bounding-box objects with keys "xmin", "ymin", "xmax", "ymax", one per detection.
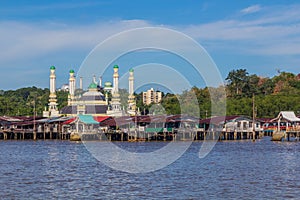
[
  {"xmin": 0, "ymin": 69, "xmax": 299, "ymax": 118},
  {"xmin": 0, "ymin": 87, "xmax": 68, "ymax": 117},
  {"xmin": 136, "ymin": 69, "xmax": 300, "ymax": 118}
]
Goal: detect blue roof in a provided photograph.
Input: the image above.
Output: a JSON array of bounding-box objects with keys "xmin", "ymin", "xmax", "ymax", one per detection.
[{"xmin": 78, "ymin": 115, "xmax": 99, "ymax": 124}]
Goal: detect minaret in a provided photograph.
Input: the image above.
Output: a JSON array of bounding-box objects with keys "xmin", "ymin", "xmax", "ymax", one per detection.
[
  {"xmin": 129, "ymin": 68, "xmax": 134, "ymax": 96},
  {"xmin": 50, "ymin": 66, "xmax": 56, "ymax": 96},
  {"xmin": 79, "ymin": 77, "xmax": 83, "ymax": 90},
  {"xmin": 47, "ymin": 66, "xmax": 59, "ymax": 117},
  {"xmin": 127, "ymin": 68, "xmax": 136, "ymax": 115},
  {"xmin": 99, "ymin": 76, "xmax": 102, "ymax": 88},
  {"xmin": 107, "ymin": 65, "xmax": 123, "ymax": 116},
  {"xmin": 68, "ymin": 69, "xmax": 76, "ymax": 106},
  {"xmin": 93, "ymin": 75, "xmax": 97, "ymax": 84},
  {"xmin": 113, "ymin": 65, "xmax": 119, "ymax": 94}
]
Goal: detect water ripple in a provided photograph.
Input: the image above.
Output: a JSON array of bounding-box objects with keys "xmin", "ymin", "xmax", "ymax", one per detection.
[{"xmin": 0, "ymin": 138, "xmax": 299, "ymax": 199}]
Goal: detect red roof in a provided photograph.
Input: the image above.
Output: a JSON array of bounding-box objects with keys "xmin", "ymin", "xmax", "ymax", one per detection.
[
  {"xmin": 100, "ymin": 117, "xmax": 129, "ymax": 127},
  {"xmin": 0, "ymin": 116, "xmax": 22, "ymax": 122},
  {"xmin": 100, "ymin": 115, "xmax": 200, "ymax": 127},
  {"xmin": 93, "ymin": 116, "xmax": 112, "ymax": 122},
  {"xmin": 62, "ymin": 117, "xmax": 76, "ymax": 125}
]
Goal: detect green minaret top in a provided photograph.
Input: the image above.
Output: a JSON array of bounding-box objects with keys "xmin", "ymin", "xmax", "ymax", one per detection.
[
  {"xmin": 88, "ymin": 82, "xmax": 98, "ymax": 89},
  {"xmin": 69, "ymin": 69, "xmax": 75, "ymax": 73},
  {"xmin": 129, "ymin": 68, "xmax": 134, "ymax": 72},
  {"xmin": 113, "ymin": 65, "xmax": 119, "ymax": 69},
  {"xmin": 50, "ymin": 66, "xmax": 55, "ymax": 70}
]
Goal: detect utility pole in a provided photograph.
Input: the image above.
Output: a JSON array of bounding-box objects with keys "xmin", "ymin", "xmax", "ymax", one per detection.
[
  {"xmin": 33, "ymin": 98, "xmax": 37, "ymax": 140},
  {"xmin": 252, "ymin": 93, "xmax": 255, "ymax": 141},
  {"xmin": 135, "ymin": 109, "xmax": 137, "ymax": 141}
]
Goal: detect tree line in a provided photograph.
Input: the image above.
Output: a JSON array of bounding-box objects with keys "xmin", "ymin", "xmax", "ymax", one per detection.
[
  {"xmin": 0, "ymin": 87, "xmax": 68, "ymax": 116},
  {"xmin": 140, "ymin": 69, "xmax": 300, "ymax": 118},
  {"xmin": 0, "ymin": 70, "xmax": 299, "ymax": 118}
]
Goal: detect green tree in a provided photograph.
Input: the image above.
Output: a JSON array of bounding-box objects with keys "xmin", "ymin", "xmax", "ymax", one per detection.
[{"xmin": 226, "ymin": 69, "xmax": 249, "ymax": 96}]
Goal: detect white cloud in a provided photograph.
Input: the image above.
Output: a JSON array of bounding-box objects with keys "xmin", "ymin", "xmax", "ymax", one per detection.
[
  {"xmin": 0, "ymin": 20, "xmax": 152, "ymax": 63},
  {"xmin": 181, "ymin": 4, "xmax": 300, "ymax": 56},
  {"xmin": 1, "ymin": 4, "xmax": 300, "ymax": 66},
  {"xmin": 0, "ymin": 19, "xmax": 154, "ymax": 89},
  {"xmin": 240, "ymin": 4, "xmax": 261, "ymax": 14}
]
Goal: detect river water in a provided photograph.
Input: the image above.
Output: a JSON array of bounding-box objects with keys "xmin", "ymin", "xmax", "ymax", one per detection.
[{"xmin": 0, "ymin": 137, "xmax": 299, "ymax": 199}]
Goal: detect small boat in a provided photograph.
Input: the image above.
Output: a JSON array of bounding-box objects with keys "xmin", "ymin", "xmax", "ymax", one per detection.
[
  {"xmin": 271, "ymin": 131, "xmax": 285, "ymax": 141},
  {"xmin": 70, "ymin": 132, "xmax": 81, "ymax": 141}
]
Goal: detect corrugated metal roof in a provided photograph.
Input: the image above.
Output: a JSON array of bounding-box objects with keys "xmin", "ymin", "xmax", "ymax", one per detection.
[
  {"xmin": 93, "ymin": 116, "xmax": 111, "ymax": 123},
  {"xmin": 62, "ymin": 117, "xmax": 77, "ymax": 124},
  {"xmin": 272, "ymin": 111, "xmax": 300, "ymax": 122},
  {"xmin": 79, "ymin": 115, "xmax": 99, "ymax": 124},
  {"xmin": 199, "ymin": 116, "xmax": 240, "ymax": 125},
  {"xmin": 0, "ymin": 116, "xmax": 22, "ymax": 122}
]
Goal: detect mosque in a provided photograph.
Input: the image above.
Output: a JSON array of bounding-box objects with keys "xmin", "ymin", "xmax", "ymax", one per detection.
[{"xmin": 43, "ymin": 65, "xmax": 137, "ymax": 118}]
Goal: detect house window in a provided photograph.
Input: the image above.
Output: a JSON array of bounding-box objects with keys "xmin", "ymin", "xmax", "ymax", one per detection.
[{"xmin": 243, "ymin": 122, "xmax": 247, "ymax": 130}]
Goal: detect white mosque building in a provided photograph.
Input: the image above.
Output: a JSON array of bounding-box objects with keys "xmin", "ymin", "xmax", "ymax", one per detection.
[{"xmin": 43, "ymin": 65, "xmax": 137, "ymax": 118}]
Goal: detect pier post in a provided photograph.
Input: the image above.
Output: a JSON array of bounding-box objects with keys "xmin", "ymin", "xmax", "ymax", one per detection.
[
  {"xmin": 43, "ymin": 124, "xmax": 46, "ymax": 140},
  {"xmin": 33, "ymin": 130, "xmax": 36, "ymax": 140},
  {"xmin": 284, "ymin": 133, "xmax": 287, "ymax": 141}
]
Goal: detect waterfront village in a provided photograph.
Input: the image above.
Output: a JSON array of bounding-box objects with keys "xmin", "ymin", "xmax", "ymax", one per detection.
[{"xmin": 0, "ymin": 65, "xmax": 300, "ymax": 142}]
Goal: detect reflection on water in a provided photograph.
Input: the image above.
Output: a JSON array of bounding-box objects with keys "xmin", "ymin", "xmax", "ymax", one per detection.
[{"xmin": 0, "ymin": 138, "xmax": 299, "ymax": 199}]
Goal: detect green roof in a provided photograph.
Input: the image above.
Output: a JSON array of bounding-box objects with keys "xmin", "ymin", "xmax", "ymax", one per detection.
[
  {"xmin": 69, "ymin": 69, "xmax": 75, "ymax": 73},
  {"xmin": 145, "ymin": 127, "xmax": 173, "ymax": 133},
  {"xmin": 88, "ymin": 82, "xmax": 98, "ymax": 89},
  {"xmin": 78, "ymin": 115, "xmax": 99, "ymax": 124},
  {"xmin": 50, "ymin": 66, "xmax": 55, "ymax": 70},
  {"xmin": 113, "ymin": 65, "xmax": 119, "ymax": 69},
  {"xmin": 129, "ymin": 68, "xmax": 134, "ymax": 72}
]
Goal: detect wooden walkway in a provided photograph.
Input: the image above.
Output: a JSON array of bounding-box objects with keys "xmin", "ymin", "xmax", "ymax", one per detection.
[{"xmin": 0, "ymin": 128, "xmax": 266, "ymax": 141}]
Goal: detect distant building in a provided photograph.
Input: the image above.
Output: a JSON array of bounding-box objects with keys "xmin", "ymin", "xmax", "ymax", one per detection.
[
  {"xmin": 60, "ymin": 81, "xmax": 109, "ymax": 116},
  {"xmin": 59, "ymin": 84, "xmax": 69, "ymax": 92},
  {"xmin": 143, "ymin": 88, "xmax": 162, "ymax": 105},
  {"xmin": 43, "ymin": 65, "xmax": 138, "ymax": 117}
]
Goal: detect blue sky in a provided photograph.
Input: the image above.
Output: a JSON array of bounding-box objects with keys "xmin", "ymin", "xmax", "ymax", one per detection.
[{"xmin": 0, "ymin": 0, "xmax": 300, "ymax": 91}]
